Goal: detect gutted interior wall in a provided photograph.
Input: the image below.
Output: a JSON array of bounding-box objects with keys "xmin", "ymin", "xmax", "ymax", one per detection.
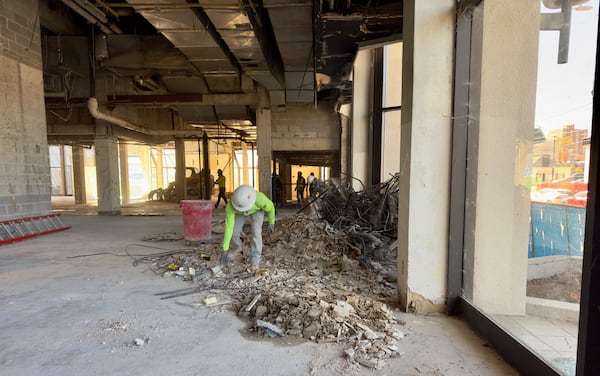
[
  {"xmin": 0, "ymin": 0, "xmax": 50, "ymax": 220},
  {"xmin": 398, "ymin": 0, "xmax": 455, "ymax": 313},
  {"xmin": 271, "ymin": 103, "xmax": 340, "ymax": 151}
]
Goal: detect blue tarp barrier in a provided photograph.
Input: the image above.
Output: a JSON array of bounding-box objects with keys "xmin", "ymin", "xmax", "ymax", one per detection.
[{"xmin": 529, "ymin": 202, "xmax": 585, "ymax": 258}]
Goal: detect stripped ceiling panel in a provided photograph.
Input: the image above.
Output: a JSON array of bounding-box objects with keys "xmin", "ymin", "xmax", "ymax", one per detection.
[{"xmin": 41, "ymin": 0, "xmax": 403, "ymax": 144}]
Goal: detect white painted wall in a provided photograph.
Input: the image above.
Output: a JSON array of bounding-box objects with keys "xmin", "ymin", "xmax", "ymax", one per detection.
[{"xmin": 398, "ymin": 0, "xmax": 455, "ymax": 312}]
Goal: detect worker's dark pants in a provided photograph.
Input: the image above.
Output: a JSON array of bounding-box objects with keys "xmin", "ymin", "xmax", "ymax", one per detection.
[
  {"xmin": 216, "ymin": 187, "xmax": 227, "ymax": 207},
  {"xmin": 296, "ymin": 188, "xmax": 304, "ymax": 202}
]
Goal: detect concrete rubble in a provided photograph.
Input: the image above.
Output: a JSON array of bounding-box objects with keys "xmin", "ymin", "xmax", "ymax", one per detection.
[{"xmin": 147, "ymin": 213, "xmax": 403, "ymax": 369}]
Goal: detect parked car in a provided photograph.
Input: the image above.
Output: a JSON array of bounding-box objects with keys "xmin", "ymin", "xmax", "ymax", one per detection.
[
  {"xmin": 562, "ymin": 191, "xmax": 588, "ymax": 207},
  {"xmin": 531, "ymin": 188, "xmax": 574, "ymax": 203}
]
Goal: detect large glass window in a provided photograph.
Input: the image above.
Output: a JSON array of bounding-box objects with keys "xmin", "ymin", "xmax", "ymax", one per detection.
[{"xmin": 456, "ymin": 1, "xmax": 598, "ymax": 375}]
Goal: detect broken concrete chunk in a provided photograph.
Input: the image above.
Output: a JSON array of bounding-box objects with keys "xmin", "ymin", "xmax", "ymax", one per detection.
[
  {"xmin": 319, "ymin": 300, "xmax": 330, "ymax": 309},
  {"xmin": 344, "ymin": 348, "xmax": 355, "ymax": 358},
  {"xmin": 210, "ymin": 265, "xmax": 223, "ymax": 276},
  {"xmin": 354, "ymin": 354, "xmax": 377, "ymax": 368},
  {"xmin": 332, "ymin": 301, "xmax": 354, "ymax": 322},
  {"xmin": 356, "ymin": 323, "xmax": 380, "ymax": 340},
  {"xmin": 302, "ymin": 322, "xmax": 321, "ymax": 339},
  {"xmin": 307, "ymin": 307, "xmax": 321, "ymax": 319},
  {"xmin": 390, "ymin": 330, "xmax": 405, "ymax": 339},
  {"xmin": 204, "ymin": 296, "xmax": 218, "ymax": 305},
  {"xmin": 255, "ymin": 305, "xmax": 268, "ymax": 318}
]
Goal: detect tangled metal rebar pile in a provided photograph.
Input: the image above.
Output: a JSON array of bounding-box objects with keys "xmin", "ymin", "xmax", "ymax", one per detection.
[{"xmin": 312, "ymin": 174, "xmax": 400, "ymax": 265}]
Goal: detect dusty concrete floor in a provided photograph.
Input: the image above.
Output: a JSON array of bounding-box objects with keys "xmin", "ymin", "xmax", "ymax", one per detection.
[{"xmin": 0, "ymin": 201, "xmax": 517, "ymax": 375}]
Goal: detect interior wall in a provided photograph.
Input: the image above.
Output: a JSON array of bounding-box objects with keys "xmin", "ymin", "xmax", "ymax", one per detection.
[
  {"xmin": 271, "ymin": 103, "xmax": 340, "ymax": 152},
  {"xmin": 0, "ymin": 0, "xmax": 50, "ymax": 220}
]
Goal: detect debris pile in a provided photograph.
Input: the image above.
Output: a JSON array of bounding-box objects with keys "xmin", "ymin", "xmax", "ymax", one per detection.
[
  {"xmin": 312, "ymin": 175, "xmax": 400, "ymax": 266},
  {"xmin": 146, "ymin": 213, "xmax": 403, "ymax": 369}
]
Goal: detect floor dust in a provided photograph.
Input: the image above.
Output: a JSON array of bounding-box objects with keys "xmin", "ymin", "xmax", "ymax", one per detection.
[{"xmin": 0, "ymin": 202, "xmax": 517, "ymax": 375}]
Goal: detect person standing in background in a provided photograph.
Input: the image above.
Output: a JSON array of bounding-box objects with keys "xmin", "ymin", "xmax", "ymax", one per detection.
[
  {"xmin": 214, "ymin": 169, "xmax": 228, "ymax": 208},
  {"xmin": 307, "ymin": 172, "xmax": 316, "ymax": 198},
  {"xmin": 295, "ymin": 171, "xmax": 306, "ymax": 204}
]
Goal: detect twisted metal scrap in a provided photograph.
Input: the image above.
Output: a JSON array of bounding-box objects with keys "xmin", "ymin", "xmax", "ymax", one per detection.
[{"xmin": 313, "ymin": 174, "xmax": 400, "ymax": 262}]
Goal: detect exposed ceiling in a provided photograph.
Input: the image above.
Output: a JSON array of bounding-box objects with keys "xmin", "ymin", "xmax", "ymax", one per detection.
[{"xmin": 41, "ymin": 0, "xmax": 403, "ymax": 145}]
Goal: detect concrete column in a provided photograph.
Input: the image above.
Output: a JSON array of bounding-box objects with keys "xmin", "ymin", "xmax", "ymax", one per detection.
[
  {"xmin": 351, "ymin": 49, "xmax": 373, "ymax": 190},
  {"xmin": 202, "ymin": 132, "xmax": 211, "ymax": 199},
  {"xmin": 240, "ymin": 142, "xmax": 248, "ymax": 185},
  {"xmin": 0, "ymin": 0, "xmax": 50, "ymax": 220},
  {"xmin": 257, "ymin": 86, "xmax": 272, "ymax": 197},
  {"xmin": 95, "ymin": 136, "xmax": 121, "ymax": 215},
  {"xmin": 72, "ymin": 145, "xmax": 87, "ymax": 204},
  {"xmin": 118, "ymin": 142, "xmax": 129, "ymax": 205},
  {"xmin": 280, "ymin": 160, "xmax": 292, "ymax": 201},
  {"xmin": 154, "ymin": 146, "xmax": 164, "ymax": 189},
  {"xmin": 339, "ymin": 108, "xmax": 351, "ymax": 185},
  {"xmin": 398, "ymin": 0, "xmax": 454, "ymax": 313},
  {"xmin": 175, "ymin": 137, "xmax": 186, "ymax": 201},
  {"xmin": 462, "ymin": 0, "xmax": 539, "ymax": 315}
]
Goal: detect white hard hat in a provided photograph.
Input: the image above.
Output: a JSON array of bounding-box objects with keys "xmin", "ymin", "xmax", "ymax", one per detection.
[{"xmin": 232, "ymin": 184, "xmax": 256, "ymax": 212}]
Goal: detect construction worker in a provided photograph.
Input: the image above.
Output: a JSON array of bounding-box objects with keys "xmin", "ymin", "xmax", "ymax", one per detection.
[
  {"xmin": 214, "ymin": 169, "xmax": 227, "ymax": 208},
  {"xmin": 220, "ymin": 184, "xmax": 275, "ymax": 269},
  {"xmin": 295, "ymin": 171, "xmax": 306, "ymax": 204}
]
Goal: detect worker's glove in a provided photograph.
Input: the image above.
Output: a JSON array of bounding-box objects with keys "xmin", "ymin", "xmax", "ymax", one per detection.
[
  {"xmin": 220, "ymin": 251, "xmax": 230, "ymax": 265},
  {"xmin": 268, "ymin": 224, "xmax": 275, "ymax": 236}
]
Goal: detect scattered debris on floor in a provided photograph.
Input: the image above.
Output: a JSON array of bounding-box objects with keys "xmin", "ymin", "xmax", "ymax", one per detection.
[
  {"xmin": 143, "ymin": 203, "xmax": 403, "ymax": 369},
  {"xmin": 123, "ymin": 175, "xmax": 406, "ymax": 368}
]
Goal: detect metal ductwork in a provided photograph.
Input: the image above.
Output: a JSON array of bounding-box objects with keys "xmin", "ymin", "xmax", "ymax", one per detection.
[
  {"xmin": 60, "ymin": 0, "xmax": 122, "ymax": 34},
  {"xmin": 88, "ymin": 97, "xmax": 202, "ymax": 136}
]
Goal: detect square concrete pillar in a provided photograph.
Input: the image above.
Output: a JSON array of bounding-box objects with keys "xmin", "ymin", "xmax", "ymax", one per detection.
[
  {"xmin": 398, "ymin": 0, "xmax": 455, "ymax": 313},
  {"xmin": 95, "ymin": 136, "xmax": 121, "ymax": 215},
  {"xmin": 462, "ymin": 0, "xmax": 540, "ymax": 315},
  {"xmin": 72, "ymin": 146, "xmax": 87, "ymax": 204},
  {"xmin": 257, "ymin": 86, "xmax": 272, "ymax": 197}
]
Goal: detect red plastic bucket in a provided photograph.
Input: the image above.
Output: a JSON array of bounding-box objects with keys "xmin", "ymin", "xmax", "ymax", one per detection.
[{"xmin": 180, "ymin": 200, "xmax": 212, "ymax": 244}]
